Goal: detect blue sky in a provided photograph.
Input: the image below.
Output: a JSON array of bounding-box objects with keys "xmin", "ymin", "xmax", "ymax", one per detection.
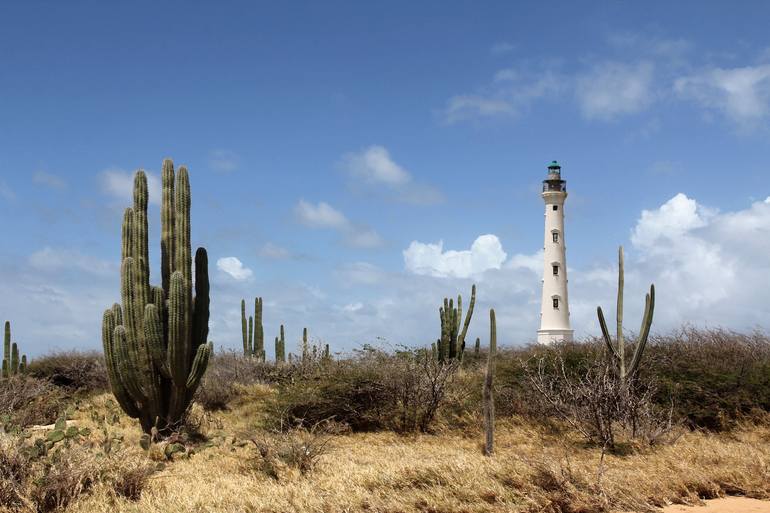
[{"xmin": 2, "ymin": 1, "xmax": 770, "ymax": 356}]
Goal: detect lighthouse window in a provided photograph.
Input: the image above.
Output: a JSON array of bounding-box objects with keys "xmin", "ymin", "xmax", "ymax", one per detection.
[
  {"xmin": 552, "ymin": 232, "xmax": 559, "ymax": 243},
  {"xmin": 552, "ymin": 298, "xmax": 559, "ymax": 308},
  {"xmin": 553, "ymin": 205, "xmax": 558, "ymax": 211},
  {"xmin": 552, "ymin": 265, "xmax": 559, "ymax": 275}
]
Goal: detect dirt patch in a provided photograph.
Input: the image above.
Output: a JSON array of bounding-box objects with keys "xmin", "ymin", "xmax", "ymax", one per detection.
[{"xmin": 663, "ymin": 498, "xmax": 770, "ymax": 513}]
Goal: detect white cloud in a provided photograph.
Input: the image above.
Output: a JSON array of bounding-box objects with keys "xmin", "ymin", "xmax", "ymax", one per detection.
[
  {"xmin": 345, "ymin": 227, "xmax": 385, "ymax": 249},
  {"xmin": 295, "ymin": 200, "xmax": 349, "ymax": 229},
  {"xmin": 342, "ymin": 146, "xmax": 444, "ymax": 205},
  {"xmin": 33, "ymin": 171, "xmax": 67, "ymax": 190},
  {"xmin": 258, "ymin": 242, "xmax": 292, "ymax": 260},
  {"xmin": 631, "ymin": 193, "xmax": 713, "ymax": 248},
  {"xmin": 575, "ymin": 61, "xmax": 655, "ymax": 120},
  {"xmin": 216, "ymin": 257, "xmax": 253, "ymax": 281},
  {"xmin": 28, "ymin": 247, "xmax": 116, "ymax": 276},
  {"xmin": 294, "ymin": 200, "xmax": 384, "ymax": 248},
  {"xmin": 403, "ymin": 234, "xmax": 508, "ymax": 278},
  {"xmin": 674, "ymin": 64, "xmax": 770, "ymax": 125},
  {"xmin": 442, "ymin": 68, "xmax": 563, "ymax": 124},
  {"xmin": 100, "ymin": 168, "xmax": 161, "ymax": 206},
  {"xmin": 209, "ymin": 149, "xmax": 239, "ymax": 173},
  {"xmin": 342, "ymin": 146, "xmax": 411, "ymax": 186}
]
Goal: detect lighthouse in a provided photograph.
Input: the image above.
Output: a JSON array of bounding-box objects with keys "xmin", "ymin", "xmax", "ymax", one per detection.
[{"xmin": 537, "ymin": 161, "xmax": 574, "ymax": 344}]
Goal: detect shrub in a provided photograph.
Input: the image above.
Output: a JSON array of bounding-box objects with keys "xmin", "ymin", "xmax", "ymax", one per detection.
[
  {"xmin": 27, "ymin": 350, "xmax": 108, "ymax": 394},
  {"xmin": 0, "ymin": 375, "xmax": 65, "ymax": 428},
  {"xmin": 0, "ymin": 439, "xmax": 31, "ymax": 510},
  {"xmin": 274, "ymin": 347, "xmax": 459, "ymax": 433}
]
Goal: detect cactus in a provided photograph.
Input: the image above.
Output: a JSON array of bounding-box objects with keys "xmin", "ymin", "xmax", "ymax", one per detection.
[
  {"xmin": 597, "ymin": 246, "xmax": 655, "ymax": 384},
  {"xmin": 2, "ymin": 322, "xmax": 27, "ymax": 377},
  {"xmin": 254, "ymin": 297, "xmax": 265, "ymax": 361},
  {"xmin": 274, "ymin": 325, "xmax": 286, "ymax": 363},
  {"xmin": 302, "ymin": 327, "xmax": 308, "ymax": 361},
  {"xmin": 323, "ymin": 344, "xmax": 330, "ymax": 360},
  {"xmin": 241, "ymin": 297, "xmax": 265, "ymax": 360},
  {"xmin": 483, "ymin": 309, "xmax": 496, "ymax": 456},
  {"xmin": 101, "ymin": 161, "xmax": 212, "ymax": 436},
  {"xmin": 241, "ymin": 300, "xmax": 248, "ymax": 356},
  {"xmin": 438, "ymin": 284, "xmax": 476, "ymax": 362},
  {"xmin": 474, "ymin": 337, "xmax": 481, "ymax": 359}
]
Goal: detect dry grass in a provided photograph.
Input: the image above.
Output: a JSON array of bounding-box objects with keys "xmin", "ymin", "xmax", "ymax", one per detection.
[{"xmin": 49, "ymin": 389, "xmax": 770, "ymax": 513}]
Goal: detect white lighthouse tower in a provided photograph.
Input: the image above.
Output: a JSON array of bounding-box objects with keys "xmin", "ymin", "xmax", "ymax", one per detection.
[{"xmin": 537, "ymin": 161, "xmax": 574, "ymax": 344}]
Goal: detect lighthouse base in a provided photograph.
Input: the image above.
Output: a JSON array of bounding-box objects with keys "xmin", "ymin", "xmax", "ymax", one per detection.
[{"xmin": 537, "ymin": 329, "xmax": 574, "ymax": 345}]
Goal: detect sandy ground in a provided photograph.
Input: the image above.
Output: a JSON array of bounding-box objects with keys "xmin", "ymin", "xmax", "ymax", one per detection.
[{"xmin": 663, "ymin": 498, "xmax": 770, "ymax": 513}]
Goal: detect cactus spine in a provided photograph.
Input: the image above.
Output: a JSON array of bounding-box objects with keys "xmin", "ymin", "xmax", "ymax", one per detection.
[
  {"xmin": 483, "ymin": 309, "xmax": 496, "ymax": 456},
  {"xmin": 2, "ymin": 322, "xmax": 27, "ymax": 377},
  {"xmin": 438, "ymin": 284, "xmax": 476, "ymax": 361},
  {"xmin": 597, "ymin": 246, "xmax": 655, "ymax": 384},
  {"xmin": 101, "ymin": 161, "xmax": 212, "ymax": 435}
]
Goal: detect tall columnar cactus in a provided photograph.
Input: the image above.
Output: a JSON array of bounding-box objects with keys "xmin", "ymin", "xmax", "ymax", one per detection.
[
  {"xmin": 274, "ymin": 325, "xmax": 286, "ymax": 363},
  {"xmin": 254, "ymin": 297, "xmax": 264, "ymax": 361},
  {"xmin": 2, "ymin": 321, "xmax": 27, "ymax": 377},
  {"xmin": 474, "ymin": 337, "xmax": 481, "ymax": 359},
  {"xmin": 241, "ymin": 297, "xmax": 265, "ymax": 360},
  {"xmin": 597, "ymin": 246, "xmax": 655, "ymax": 384},
  {"xmin": 241, "ymin": 300, "xmax": 248, "ymax": 355},
  {"xmin": 438, "ymin": 284, "xmax": 476, "ymax": 362},
  {"xmin": 483, "ymin": 309, "xmax": 496, "ymax": 456},
  {"xmin": 101, "ymin": 161, "xmax": 212, "ymax": 435},
  {"xmin": 302, "ymin": 327, "xmax": 308, "ymax": 361}
]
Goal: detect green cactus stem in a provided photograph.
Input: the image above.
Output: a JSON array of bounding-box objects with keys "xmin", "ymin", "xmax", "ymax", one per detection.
[
  {"xmin": 274, "ymin": 325, "xmax": 286, "ymax": 363},
  {"xmin": 241, "ymin": 300, "xmax": 248, "ymax": 356},
  {"xmin": 302, "ymin": 327, "xmax": 308, "ymax": 361},
  {"xmin": 2, "ymin": 322, "xmax": 27, "ymax": 377},
  {"xmin": 474, "ymin": 337, "xmax": 481, "ymax": 359},
  {"xmin": 597, "ymin": 245, "xmax": 655, "ymax": 384},
  {"xmin": 438, "ymin": 284, "xmax": 476, "ymax": 362},
  {"xmin": 101, "ymin": 161, "xmax": 212, "ymax": 436},
  {"xmin": 254, "ymin": 297, "xmax": 264, "ymax": 361},
  {"xmin": 483, "ymin": 309, "xmax": 496, "ymax": 456}
]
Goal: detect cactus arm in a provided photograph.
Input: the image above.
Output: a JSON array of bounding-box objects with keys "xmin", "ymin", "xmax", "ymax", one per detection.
[
  {"xmin": 628, "ymin": 284, "xmax": 655, "ymax": 378},
  {"xmin": 19, "ymin": 355, "xmax": 26, "ymax": 374},
  {"xmin": 483, "ymin": 308, "xmax": 496, "ymax": 456},
  {"xmin": 167, "ymin": 271, "xmax": 190, "ymax": 387},
  {"xmin": 102, "ymin": 310, "xmax": 140, "ymax": 417},
  {"xmin": 192, "ymin": 248, "xmax": 210, "ymax": 354},
  {"xmin": 144, "ymin": 304, "xmax": 170, "ymax": 379},
  {"xmin": 186, "ymin": 342, "xmax": 212, "ymax": 390},
  {"xmin": 597, "ymin": 306, "xmax": 619, "ymax": 360},
  {"xmin": 3, "ymin": 321, "xmax": 10, "ymax": 374},
  {"xmin": 10, "ymin": 343, "xmax": 18, "ymax": 375},
  {"xmin": 616, "ymin": 245, "xmax": 625, "ymax": 379},
  {"xmin": 133, "ymin": 172, "xmax": 151, "ymax": 330},
  {"xmin": 458, "ymin": 284, "xmax": 476, "ymax": 357},
  {"xmin": 241, "ymin": 299, "xmax": 248, "ymax": 355},
  {"xmin": 248, "ymin": 316, "xmax": 253, "ymax": 356},
  {"xmin": 161, "ymin": 159, "xmax": 175, "ymax": 295}
]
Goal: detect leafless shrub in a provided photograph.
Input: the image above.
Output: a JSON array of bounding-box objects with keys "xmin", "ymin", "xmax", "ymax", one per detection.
[
  {"xmin": 30, "ymin": 446, "xmax": 101, "ymax": 512},
  {"xmin": 110, "ymin": 460, "xmax": 156, "ymax": 501},
  {"xmin": 245, "ymin": 417, "xmax": 340, "ymax": 478},
  {"xmin": 27, "ymin": 350, "xmax": 108, "ymax": 393},
  {"xmin": 0, "ymin": 439, "xmax": 32, "ymax": 510},
  {"xmin": 525, "ymin": 349, "xmax": 678, "ymax": 451},
  {"xmin": 0, "ymin": 375, "xmax": 65, "ymax": 428}
]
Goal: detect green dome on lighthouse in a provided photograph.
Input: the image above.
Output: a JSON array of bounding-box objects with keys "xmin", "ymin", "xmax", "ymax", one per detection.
[{"xmin": 548, "ymin": 160, "xmax": 561, "ymax": 170}]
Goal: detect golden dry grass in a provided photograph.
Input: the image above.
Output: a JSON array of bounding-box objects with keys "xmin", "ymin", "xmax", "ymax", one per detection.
[{"xmin": 38, "ymin": 386, "xmax": 767, "ymax": 513}]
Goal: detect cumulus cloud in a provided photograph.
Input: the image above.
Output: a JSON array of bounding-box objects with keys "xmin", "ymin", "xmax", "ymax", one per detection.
[
  {"xmin": 33, "ymin": 171, "xmax": 67, "ymax": 190},
  {"xmin": 674, "ymin": 64, "xmax": 770, "ymax": 125},
  {"xmin": 342, "ymin": 146, "xmax": 444, "ymax": 205},
  {"xmin": 403, "ymin": 234, "xmax": 508, "ymax": 278},
  {"xmin": 342, "ymin": 146, "xmax": 411, "ymax": 186},
  {"xmin": 100, "ymin": 168, "xmax": 161, "ymax": 206},
  {"xmin": 294, "ymin": 200, "xmax": 384, "ymax": 248},
  {"xmin": 575, "ymin": 61, "xmax": 655, "ymax": 120},
  {"xmin": 216, "ymin": 257, "xmax": 253, "ymax": 280},
  {"xmin": 295, "ymin": 200, "xmax": 349, "ymax": 229}
]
